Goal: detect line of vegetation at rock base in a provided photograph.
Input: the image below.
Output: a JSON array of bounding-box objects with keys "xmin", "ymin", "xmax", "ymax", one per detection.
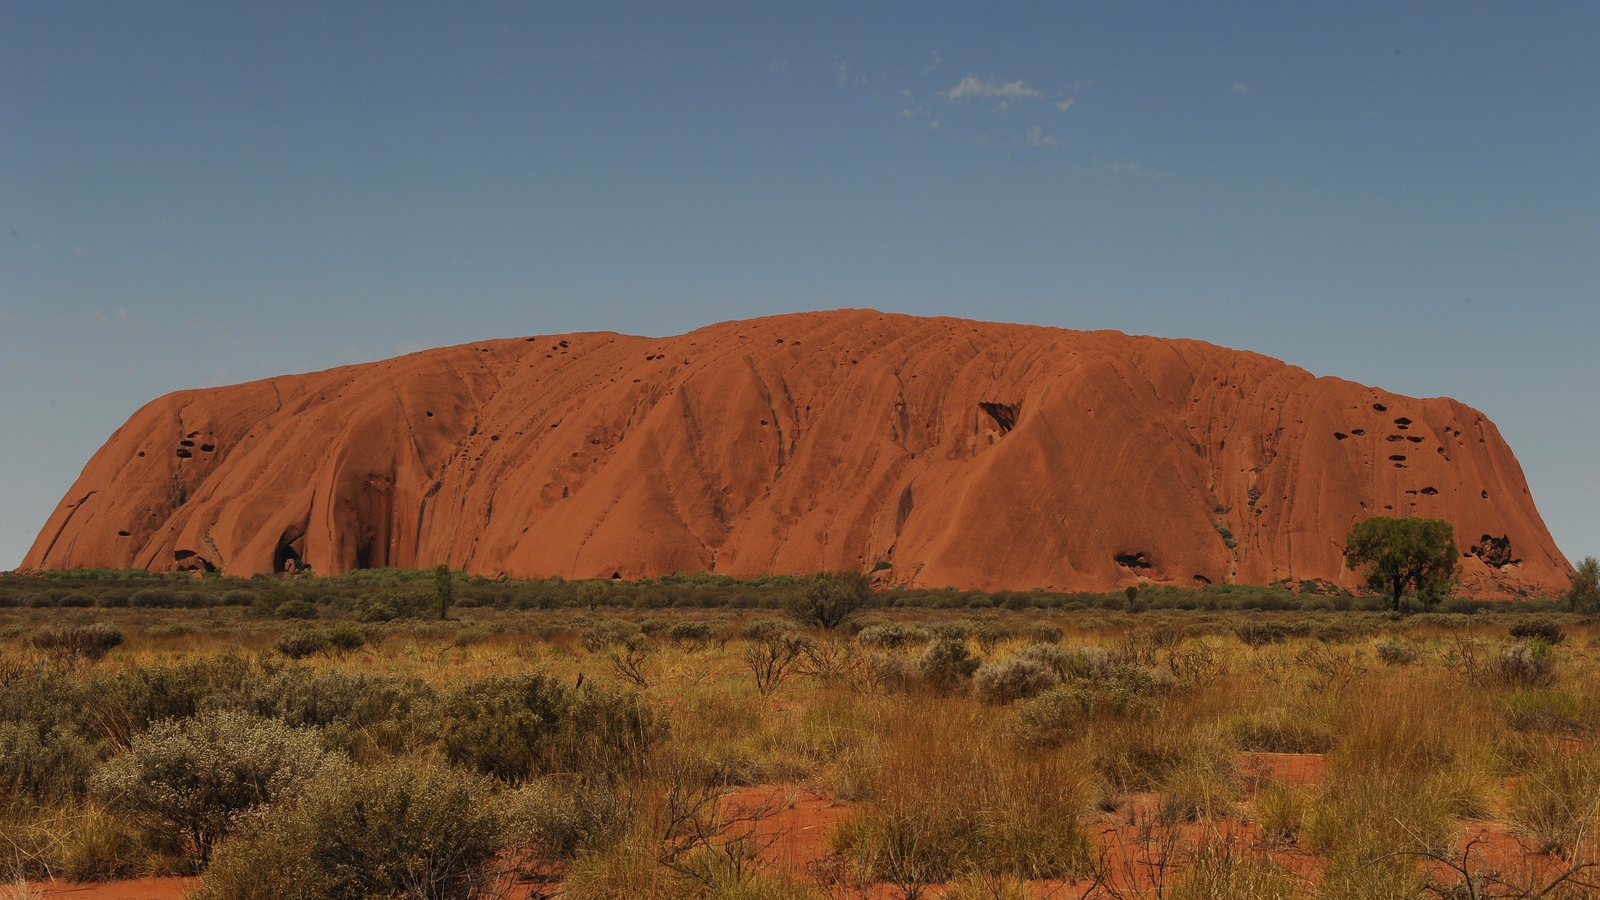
[
  {"xmin": 1, "ymin": 561, "xmax": 1593, "ymax": 621},
  {"xmin": 4, "ymin": 572, "xmax": 1600, "ymax": 899}
]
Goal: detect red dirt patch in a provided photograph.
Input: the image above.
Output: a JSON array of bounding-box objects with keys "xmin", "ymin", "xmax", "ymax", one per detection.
[{"xmin": 23, "ymin": 878, "xmax": 193, "ymax": 900}]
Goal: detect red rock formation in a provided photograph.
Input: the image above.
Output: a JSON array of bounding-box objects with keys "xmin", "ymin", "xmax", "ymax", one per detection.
[{"xmin": 23, "ymin": 311, "xmax": 1570, "ymax": 596}]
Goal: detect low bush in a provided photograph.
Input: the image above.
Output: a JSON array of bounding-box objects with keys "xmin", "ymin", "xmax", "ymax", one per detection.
[
  {"xmin": 274, "ymin": 624, "xmax": 366, "ymax": 659},
  {"xmin": 0, "ymin": 722, "xmax": 99, "ymax": 811},
  {"xmin": 274, "ymin": 599, "xmax": 319, "ymax": 620},
  {"xmin": 579, "ymin": 619, "xmax": 641, "ymax": 651},
  {"xmin": 855, "ymin": 622, "xmax": 930, "ymax": 649},
  {"xmin": 1509, "ymin": 618, "xmax": 1566, "ymax": 645},
  {"xmin": 439, "ymin": 674, "xmax": 658, "ymax": 782},
  {"xmin": 1025, "ymin": 621, "xmax": 1064, "ymax": 644},
  {"xmin": 665, "ymin": 620, "xmax": 714, "ymax": 647},
  {"xmin": 920, "ymin": 639, "xmax": 981, "ymax": 694},
  {"xmin": 30, "ymin": 623, "xmax": 125, "ymax": 661},
  {"xmin": 1373, "ymin": 638, "xmax": 1418, "ymax": 666},
  {"xmin": 1008, "ymin": 666, "xmax": 1168, "ymax": 749},
  {"xmin": 501, "ymin": 776, "xmax": 619, "ymax": 862},
  {"xmin": 972, "ymin": 658, "xmax": 1059, "ymax": 705},
  {"xmin": 1491, "ymin": 640, "xmax": 1559, "ymax": 689},
  {"xmin": 91, "ymin": 710, "xmax": 342, "ymax": 864},
  {"xmin": 196, "ymin": 762, "xmax": 507, "ymax": 900}
]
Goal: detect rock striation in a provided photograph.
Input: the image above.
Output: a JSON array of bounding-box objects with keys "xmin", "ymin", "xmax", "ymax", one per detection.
[{"xmin": 24, "ymin": 310, "xmax": 1570, "ymax": 596}]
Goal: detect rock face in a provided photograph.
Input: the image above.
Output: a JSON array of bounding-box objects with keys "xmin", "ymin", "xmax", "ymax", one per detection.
[{"xmin": 24, "ymin": 310, "xmax": 1570, "ymax": 596}]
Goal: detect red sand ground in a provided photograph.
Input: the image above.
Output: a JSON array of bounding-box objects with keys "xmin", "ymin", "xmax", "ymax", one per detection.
[{"xmin": 25, "ymin": 310, "xmax": 1567, "ymax": 596}]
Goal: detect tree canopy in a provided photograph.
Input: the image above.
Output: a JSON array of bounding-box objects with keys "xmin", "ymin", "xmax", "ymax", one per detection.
[
  {"xmin": 785, "ymin": 571, "xmax": 872, "ymax": 630},
  {"xmin": 1344, "ymin": 517, "xmax": 1460, "ymax": 611},
  {"xmin": 1567, "ymin": 556, "xmax": 1600, "ymax": 613}
]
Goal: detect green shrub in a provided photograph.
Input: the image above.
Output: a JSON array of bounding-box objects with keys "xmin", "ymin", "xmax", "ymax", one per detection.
[
  {"xmin": 856, "ymin": 623, "xmax": 930, "ymax": 649},
  {"xmin": 1025, "ymin": 621, "xmax": 1064, "ymax": 644},
  {"xmin": 972, "ymin": 658, "xmax": 1059, "ymax": 705},
  {"xmin": 920, "ymin": 639, "xmax": 981, "ymax": 694},
  {"xmin": 220, "ymin": 590, "xmax": 256, "ymax": 607},
  {"xmin": 439, "ymin": 675, "xmax": 657, "ymax": 782},
  {"xmin": 0, "ymin": 722, "xmax": 99, "ymax": 811},
  {"xmin": 1373, "ymin": 639, "xmax": 1418, "ymax": 666},
  {"xmin": 1233, "ymin": 621, "xmax": 1293, "ymax": 647},
  {"xmin": 665, "ymin": 620, "xmax": 714, "ymax": 647},
  {"xmin": 785, "ymin": 571, "xmax": 871, "ymax": 630},
  {"xmin": 275, "ymin": 624, "xmax": 366, "ymax": 659},
  {"xmin": 1490, "ymin": 640, "xmax": 1558, "ymax": 689},
  {"xmin": 501, "ymin": 776, "xmax": 619, "ymax": 862},
  {"xmin": 91, "ymin": 710, "xmax": 341, "ymax": 863},
  {"xmin": 1008, "ymin": 667, "xmax": 1167, "ymax": 749},
  {"xmin": 274, "ymin": 598, "xmax": 319, "ymax": 620},
  {"xmin": 1509, "ymin": 618, "xmax": 1566, "ymax": 645},
  {"xmin": 196, "ymin": 762, "xmax": 507, "ymax": 900},
  {"xmin": 131, "ymin": 588, "xmax": 177, "ymax": 608}
]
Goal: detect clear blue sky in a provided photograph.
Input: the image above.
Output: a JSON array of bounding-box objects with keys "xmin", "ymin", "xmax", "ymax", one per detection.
[{"xmin": 3, "ymin": 2, "xmax": 1596, "ymax": 569}]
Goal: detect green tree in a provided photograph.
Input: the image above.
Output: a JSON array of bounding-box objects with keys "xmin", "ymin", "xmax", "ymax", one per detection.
[
  {"xmin": 577, "ymin": 581, "xmax": 607, "ymax": 610},
  {"xmin": 434, "ymin": 563, "xmax": 454, "ymax": 620},
  {"xmin": 785, "ymin": 571, "xmax": 872, "ymax": 630},
  {"xmin": 1566, "ymin": 556, "xmax": 1600, "ymax": 613},
  {"xmin": 1344, "ymin": 517, "xmax": 1460, "ymax": 611}
]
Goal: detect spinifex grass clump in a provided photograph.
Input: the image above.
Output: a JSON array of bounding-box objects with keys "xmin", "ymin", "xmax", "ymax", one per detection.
[{"xmin": 832, "ymin": 704, "xmax": 1092, "ymax": 893}]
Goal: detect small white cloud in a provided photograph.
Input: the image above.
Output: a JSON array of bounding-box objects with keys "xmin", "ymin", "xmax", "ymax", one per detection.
[
  {"xmin": 116, "ymin": 307, "xmax": 128, "ymax": 320},
  {"xmin": 995, "ymin": 100, "xmax": 1008, "ymax": 112},
  {"xmin": 1112, "ymin": 161, "xmax": 1141, "ymax": 174},
  {"xmin": 1024, "ymin": 126, "xmax": 1059, "ymax": 148},
  {"xmin": 929, "ymin": 119, "xmax": 940, "ymax": 129},
  {"xmin": 1231, "ymin": 82, "xmax": 1249, "ymax": 93},
  {"xmin": 897, "ymin": 104, "xmax": 925, "ymax": 118},
  {"xmin": 835, "ymin": 62, "xmax": 850, "ymax": 84},
  {"xmin": 943, "ymin": 75, "xmax": 1044, "ymax": 101},
  {"xmin": 975, "ymin": 134, "xmax": 989, "ymax": 144},
  {"xmin": 924, "ymin": 50, "xmax": 941, "ymax": 74},
  {"xmin": 1056, "ymin": 98, "xmax": 1075, "ymax": 111}
]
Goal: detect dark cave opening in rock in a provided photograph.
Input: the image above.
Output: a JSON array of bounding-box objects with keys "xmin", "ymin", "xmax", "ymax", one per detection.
[{"xmin": 979, "ymin": 402, "xmax": 1019, "ymax": 435}]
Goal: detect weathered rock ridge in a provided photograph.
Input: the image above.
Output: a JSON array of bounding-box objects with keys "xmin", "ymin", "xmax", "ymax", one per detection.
[{"xmin": 24, "ymin": 310, "xmax": 1570, "ymax": 595}]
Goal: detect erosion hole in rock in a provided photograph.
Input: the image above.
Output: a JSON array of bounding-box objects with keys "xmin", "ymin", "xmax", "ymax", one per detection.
[
  {"xmin": 1421, "ymin": 487, "xmax": 1439, "ymax": 495},
  {"xmin": 1193, "ymin": 574, "xmax": 1212, "ymax": 585},
  {"xmin": 1471, "ymin": 534, "xmax": 1519, "ymax": 568},
  {"xmin": 1393, "ymin": 417, "xmax": 1413, "ymax": 426},
  {"xmin": 1334, "ymin": 432, "xmax": 1348, "ymax": 440},
  {"xmin": 1482, "ymin": 491, "xmax": 1489, "ymax": 499},
  {"xmin": 175, "ymin": 448, "xmax": 193, "ymax": 458},
  {"xmin": 1407, "ymin": 436, "xmax": 1423, "ymax": 443},
  {"xmin": 896, "ymin": 485, "xmax": 914, "ymax": 535},
  {"xmin": 117, "ymin": 530, "xmax": 130, "ymax": 537},
  {"xmin": 1351, "ymin": 429, "xmax": 1365, "ymax": 436},
  {"xmin": 274, "ymin": 540, "xmax": 305, "ymax": 575},
  {"xmin": 1114, "ymin": 551, "xmax": 1153, "ymax": 569},
  {"xmin": 1373, "ymin": 403, "xmax": 1388, "ymax": 412},
  {"xmin": 1388, "ymin": 455, "xmax": 1407, "ymax": 461},
  {"xmin": 1387, "ymin": 435, "xmax": 1405, "ymax": 442},
  {"xmin": 979, "ymin": 401, "xmax": 1019, "ymax": 435},
  {"xmin": 200, "ymin": 443, "xmax": 215, "ymax": 452},
  {"xmin": 173, "ymin": 549, "xmax": 216, "ymax": 573},
  {"xmin": 180, "ymin": 440, "xmax": 195, "ymax": 447},
  {"xmin": 611, "ymin": 571, "xmax": 622, "ymax": 579}
]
